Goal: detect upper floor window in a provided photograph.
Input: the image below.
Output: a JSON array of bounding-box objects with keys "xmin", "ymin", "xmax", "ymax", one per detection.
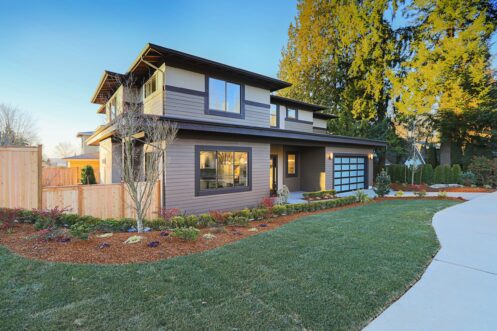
[
  {"xmin": 208, "ymin": 78, "xmax": 241, "ymax": 114},
  {"xmin": 287, "ymin": 108, "xmax": 297, "ymax": 120},
  {"xmin": 270, "ymin": 104, "xmax": 279, "ymax": 128},
  {"xmin": 109, "ymin": 97, "xmax": 117, "ymax": 121},
  {"xmin": 144, "ymin": 74, "xmax": 157, "ymax": 99}
]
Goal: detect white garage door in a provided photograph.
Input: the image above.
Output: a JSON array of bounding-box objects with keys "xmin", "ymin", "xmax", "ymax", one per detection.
[{"xmin": 333, "ymin": 156, "xmax": 367, "ymax": 193}]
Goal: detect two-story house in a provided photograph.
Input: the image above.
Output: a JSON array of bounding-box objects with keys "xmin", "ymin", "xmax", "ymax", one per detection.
[{"xmin": 87, "ymin": 43, "xmax": 385, "ymax": 214}]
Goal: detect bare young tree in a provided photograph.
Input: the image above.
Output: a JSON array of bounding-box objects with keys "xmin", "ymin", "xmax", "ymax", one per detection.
[
  {"xmin": 113, "ymin": 76, "xmax": 177, "ymax": 232},
  {"xmin": 54, "ymin": 141, "xmax": 78, "ymax": 158},
  {"xmin": 0, "ymin": 104, "xmax": 38, "ymax": 146}
]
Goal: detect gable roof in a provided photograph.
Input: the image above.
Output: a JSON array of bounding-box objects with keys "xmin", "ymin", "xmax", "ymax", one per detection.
[
  {"xmin": 91, "ymin": 43, "xmax": 292, "ymax": 105},
  {"xmin": 63, "ymin": 152, "xmax": 99, "ymax": 160}
]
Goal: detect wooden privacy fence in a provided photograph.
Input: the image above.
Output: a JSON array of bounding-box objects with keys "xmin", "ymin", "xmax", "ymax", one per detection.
[
  {"xmin": 42, "ymin": 167, "xmax": 101, "ymax": 186},
  {"xmin": 42, "ymin": 181, "xmax": 161, "ymax": 219},
  {"xmin": 0, "ymin": 146, "xmax": 42, "ymax": 209}
]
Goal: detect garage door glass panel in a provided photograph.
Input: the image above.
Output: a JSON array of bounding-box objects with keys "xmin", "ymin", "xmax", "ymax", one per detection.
[{"xmin": 333, "ymin": 156, "xmax": 367, "ymax": 193}]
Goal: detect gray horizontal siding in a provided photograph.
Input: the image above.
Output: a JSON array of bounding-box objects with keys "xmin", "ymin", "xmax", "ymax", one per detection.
[
  {"xmin": 165, "ymin": 90, "xmax": 269, "ymax": 128},
  {"xmin": 165, "ymin": 137, "xmax": 270, "ymax": 214},
  {"xmin": 285, "ymin": 120, "xmax": 313, "ymax": 133}
]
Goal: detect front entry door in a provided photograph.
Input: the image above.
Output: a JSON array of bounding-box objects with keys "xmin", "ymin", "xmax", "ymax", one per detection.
[{"xmin": 270, "ymin": 154, "xmax": 278, "ymax": 195}]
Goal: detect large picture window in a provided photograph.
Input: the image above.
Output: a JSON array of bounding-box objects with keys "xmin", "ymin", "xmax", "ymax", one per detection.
[
  {"xmin": 208, "ymin": 78, "xmax": 241, "ymax": 114},
  {"xmin": 197, "ymin": 146, "xmax": 251, "ymax": 195}
]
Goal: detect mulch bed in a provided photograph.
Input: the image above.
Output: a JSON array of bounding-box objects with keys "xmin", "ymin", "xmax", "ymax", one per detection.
[
  {"xmin": 390, "ymin": 183, "xmax": 495, "ymax": 193},
  {"xmin": 0, "ymin": 197, "xmax": 464, "ymax": 265},
  {"xmin": 0, "ymin": 202, "xmax": 365, "ymax": 265}
]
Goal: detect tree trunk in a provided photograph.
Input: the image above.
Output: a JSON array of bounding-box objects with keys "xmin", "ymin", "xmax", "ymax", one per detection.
[{"xmin": 440, "ymin": 141, "xmax": 451, "ymax": 165}]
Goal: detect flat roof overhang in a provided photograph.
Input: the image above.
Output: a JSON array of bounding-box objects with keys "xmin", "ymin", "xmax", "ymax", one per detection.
[
  {"xmin": 164, "ymin": 117, "xmax": 386, "ymax": 148},
  {"xmin": 86, "ymin": 116, "xmax": 386, "ymax": 148}
]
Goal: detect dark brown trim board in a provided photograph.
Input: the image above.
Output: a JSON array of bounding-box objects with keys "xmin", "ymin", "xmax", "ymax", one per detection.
[
  {"xmin": 165, "ymin": 85, "xmax": 206, "ymax": 97},
  {"xmin": 194, "ymin": 145, "xmax": 252, "ymax": 197},
  {"xmin": 245, "ymin": 100, "xmax": 270, "ymax": 109}
]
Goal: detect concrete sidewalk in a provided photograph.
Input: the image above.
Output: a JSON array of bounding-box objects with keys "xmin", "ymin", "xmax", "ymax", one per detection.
[{"xmin": 365, "ymin": 191, "xmax": 497, "ymax": 331}]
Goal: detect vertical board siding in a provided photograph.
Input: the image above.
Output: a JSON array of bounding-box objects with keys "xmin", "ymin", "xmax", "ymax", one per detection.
[
  {"xmin": 165, "ymin": 138, "xmax": 270, "ymax": 214},
  {"xmin": 42, "ymin": 182, "xmax": 160, "ymax": 219},
  {"xmin": 0, "ymin": 146, "xmax": 41, "ymax": 209},
  {"xmin": 164, "ymin": 90, "xmax": 270, "ymax": 128},
  {"xmin": 143, "ymin": 90, "xmax": 164, "ymax": 115},
  {"xmin": 300, "ymin": 147, "xmax": 326, "ymax": 192}
]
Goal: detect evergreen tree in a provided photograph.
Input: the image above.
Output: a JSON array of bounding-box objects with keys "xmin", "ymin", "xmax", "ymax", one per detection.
[{"xmin": 81, "ymin": 165, "xmax": 96, "ymax": 185}]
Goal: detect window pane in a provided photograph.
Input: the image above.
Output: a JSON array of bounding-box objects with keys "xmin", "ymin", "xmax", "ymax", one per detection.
[
  {"xmin": 287, "ymin": 153, "xmax": 296, "ymax": 175},
  {"xmin": 217, "ymin": 151, "xmax": 234, "ymax": 188},
  {"xmin": 234, "ymin": 152, "xmax": 248, "ymax": 186},
  {"xmin": 287, "ymin": 108, "xmax": 296, "ymax": 119},
  {"xmin": 226, "ymin": 82, "xmax": 240, "ymax": 113},
  {"xmin": 270, "ymin": 104, "xmax": 278, "ymax": 127},
  {"xmin": 199, "ymin": 151, "xmax": 217, "ymax": 190},
  {"xmin": 209, "ymin": 78, "xmax": 226, "ymax": 111}
]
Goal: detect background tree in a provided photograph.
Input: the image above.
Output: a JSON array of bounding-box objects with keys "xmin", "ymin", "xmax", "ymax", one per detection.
[
  {"xmin": 0, "ymin": 104, "xmax": 38, "ymax": 146},
  {"xmin": 54, "ymin": 141, "xmax": 78, "ymax": 158},
  {"xmin": 391, "ymin": 0, "xmax": 497, "ymax": 165},
  {"xmin": 113, "ymin": 76, "xmax": 177, "ymax": 233},
  {"xmin": 80, "ymin": 165, "xmax": 97, "ymax": 185},
  {"xmin": 278, "ymin": 0, "xmax": 405, "ymax": 165}
]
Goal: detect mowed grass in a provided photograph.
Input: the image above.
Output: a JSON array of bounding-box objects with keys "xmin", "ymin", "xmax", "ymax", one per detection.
[{"xmin": 0, "ymin": 199, "xmax": 457, "ymax": 330}]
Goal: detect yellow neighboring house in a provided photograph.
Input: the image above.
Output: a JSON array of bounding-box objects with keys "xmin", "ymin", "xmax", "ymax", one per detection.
[{"xmin": 63, "ymin": 131, "xmax": 100, "ymax": 183}]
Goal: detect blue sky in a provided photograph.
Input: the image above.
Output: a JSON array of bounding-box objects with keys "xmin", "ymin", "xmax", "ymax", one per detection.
[{"xmin": 0, "ymin": 0, "xmax": 297, "ymax": 156}]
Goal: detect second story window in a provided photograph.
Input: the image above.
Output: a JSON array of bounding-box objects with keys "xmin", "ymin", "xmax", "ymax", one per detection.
[
  {"xmin": 287, "ymin": 108, "xmax": 297, "ymax": 120},
  {"xmin": 109, "ymin": 97, "xmax": 117, "ymax": 121},
  {"xmin": 270, "ymin": 104, "xmax": 279, "ymax": 128},
  {"xmin": 144, "ymin": 74, "xmax": 157, "ymax": 99},
  {"xmin": 208, "ymin": 78, "xmax": 241, "ymax": 114}
]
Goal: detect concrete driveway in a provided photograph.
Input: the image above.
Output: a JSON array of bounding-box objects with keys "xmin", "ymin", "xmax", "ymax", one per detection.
[{"xmin": 365, "ymin": 192, "xmax": 497, "ymax": 331}]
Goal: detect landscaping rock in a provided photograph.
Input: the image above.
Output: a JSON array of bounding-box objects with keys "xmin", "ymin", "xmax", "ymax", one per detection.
[
  {"xmin": 123, "ymin": 235, "xmax": 143, "ymax": 244},
  {"xmin": 98, "ymin": 243, "xmax": 110, "ymax": 249},
  {"xmin": 248, "ymin": 228, "xmax": 258, "ymax": 232},
  {"xmin": 127, "ymin": 227, "xmax": 137, "ymax": 232},
  {"xmin": 96, "ymin": 233, "xmax": 113, "ymax": 238},
  {"xmin": 160, "ymin": 230, "xmax": 170, "ymax": 237},
  {"xmin": 258, "ymin": 224, "xmax": 268, "ymax": 227},
  {"xmin": 203, "ymin": 233, "xmax": 216, "ymax": 240},
  {"xmin": 144, "ymin": 227, "xmax": 152, "ymax": 232}
]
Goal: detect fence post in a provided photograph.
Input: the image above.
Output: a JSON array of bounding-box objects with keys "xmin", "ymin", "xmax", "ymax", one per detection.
[
  {"xmin": 77, "ymin": 185, "xmax": 83, "ymax": 216},
  {"xmin": 37, "ymin": 145, "xmax": 43, "ymax": 209},
  {"xmin": 121, "ymin": 183, "xmax": 125, "ymax": 218}
]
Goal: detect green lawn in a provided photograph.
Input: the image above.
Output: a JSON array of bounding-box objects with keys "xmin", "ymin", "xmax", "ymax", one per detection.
[{"xmin": 0, "ymin": 199, "xmax": 457, "ymax": 330}]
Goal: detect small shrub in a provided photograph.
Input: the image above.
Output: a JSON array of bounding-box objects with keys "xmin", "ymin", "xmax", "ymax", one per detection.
[
  {"xmin": 80, "ymin": 165, "xmax": 97, "ymax": 185},
  {"xmin": 414, "ymin": 190, "xmax": 427, "ymax": 197},
  {"xmin": 96, "ymin": 218, "xmax": 135, "ymax": 232},
  {"xmin": 276, "ymin": 185, "xmax": 290, "ymax": 204},
  {"xmin": 395, "ymin": 190, "xmax": 404, "ymax": 197},
  {"xmin": 252, "ymin": 208, "xmax": 269, "ymax": 220},
  {"xmin": 70, "ymin": 221, "xmax": 94, "ymax": 240},
  {"xmin": 260, "ymin": 196, "xmax": 275, "ymax": 209},
  {"xmin": 271, "ymin": 205, "xmax": 287, "ymax": 216},
  {"xmin": 226, "ymin": 216, "xmax": 249, "ymax": 227},
  {"xmin": 355, "ymin": 190, "xmax": 370, "ymax": 203},
  {"xmin": 171, "ymin": 227, "xmax": 200, "ymax": 241},
  {"xmin": 0, "ymin": 208, "xmax": 22, "ymax": 230},
  {"xmin": 451, "ymin": 164, "xmax": 462, "ymax": 184},
  {"xmin": 235, "ymin": 208, "xmax": 253, "ymax": 220},
  {"xmin": 170, "ymin": 216, "xmax": 186, "ymax": 228},
  {"xmin": 438, "ymin": 191, "xmax": 448, "ymax": 198},
  {"xmin": 185, "ymin": 215, "xmax": 199, "ymax": 227},
  {"xmin": 374, "ymin": 169, "xmax": 391, "ymax": 197},
  {"xmin": 460, "ymin": 171, "xmax": 476, "ymax": 186},
  {"xmin": 285, "ymin": 204, "xmax": 295, "ymax": 215},
  {"xmin": 144, "ymin": 218, "xmax": 169, "ymax": 230},
  {"xmin": 198, "ymin": 214, "xmax": 215, "ymax": 228},
  {"xmin": 468, "ymin": 156, "xmax": 497, "ymax": 186},
  {"xmin": 209, "ymin": 210, "xmax": 226, "ymax": 224},
  {"xmin": 158, "ymin": 208, "xmax": 180, "ymax": 221}
]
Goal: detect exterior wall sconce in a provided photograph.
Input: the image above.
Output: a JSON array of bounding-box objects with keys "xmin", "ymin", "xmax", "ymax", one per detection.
[
  {"xmin": 368, "ymin": 153, "xmax": 374, "ymax": 160},
  {"xmin": 328, "ymin": 152, "xmax": 334, "ymax": 160}
]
